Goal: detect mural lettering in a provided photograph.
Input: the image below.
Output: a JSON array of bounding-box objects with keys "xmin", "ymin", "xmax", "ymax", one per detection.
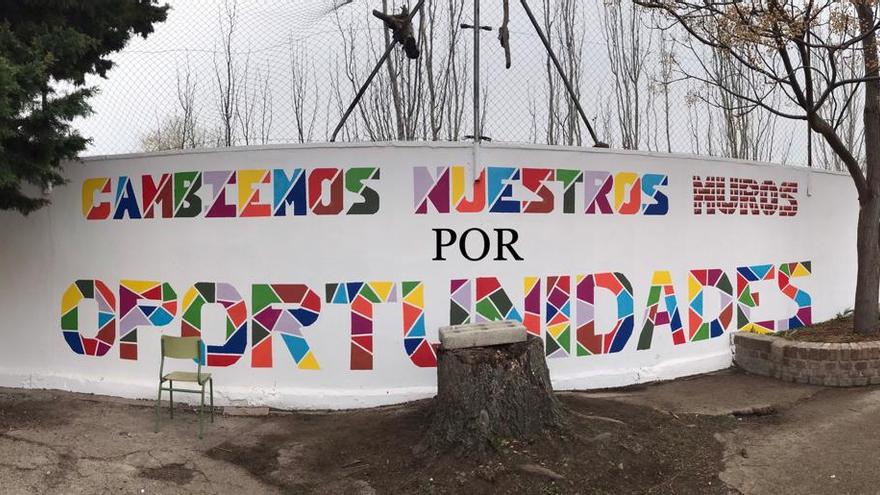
[
  {"xmin": 252, "ymin": 284, "xmax": 322, "ymax": 370},
  {"xmin": 414, "ymin": 166, "xmax": 669, "ymax": 215},
  {"xmin": 82, "ymin": 168, "xmax": 381, "ymax": 220},
  {"xmin": 61, "ymin": 262, "xmax": 812, "ymax": 370},
  {"xmin": 693, "ymin": 175, "xmax": 799, "ymax": 216}
]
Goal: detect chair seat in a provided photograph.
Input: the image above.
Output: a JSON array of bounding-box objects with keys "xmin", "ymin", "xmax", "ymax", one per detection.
[{"xmin": 163, "ymin": 371, "xmax": 211, "ymax": 384}]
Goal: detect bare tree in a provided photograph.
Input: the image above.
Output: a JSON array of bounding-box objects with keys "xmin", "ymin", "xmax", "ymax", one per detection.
[
  {"xmin": 176, "ymin": 61, "xmax": 201, "ymax": 149},
  {"xmin": 400, "ymin": 5, "xmax": 426, "ymax": 140},
  {"xmin": 601, "ymin": 0, "xmax": 652, "ymax": 150},
  {"xmin": 236, "ymin": 51, "xmax": 256, "ymax": 145},
  {"xmin": 290, "ymin": 42, "xmax": 318, "ymax": 143},
  {"xmin": 443, "ymin": 4, "xmax": 468, "ymax": 142},
  {"xmin": 140, "ymin": 61, "xmax": 209, "ymax": 152},
  {"xmin": 651, "ymin": 31, "xmax": 675, "ymax": 153},
  {"xmin": 705, "ymin": 48, "xmax": 781, "ymax": 162},
  {"xmin": 540, "ymin": 0, "xmax": 586, "ymax": 146},
  {"xmin": 213, "ymin": 0, "xmax": 240, "ymax": 147},
  {"xmin": 421, "ymin": 0, "xmax": 467, "ymax": 140},
  {"xmin": 553, "ymin": 0, "xmax": 585, "ymax": 146},
  {"xmin": 815, "ymin": 47, "xmax": 865, "ymax": 172},
  {"xmin": 258, "ymin": 62, "xmax": 274, "ymax": 145},
  {"xmin": 684, "ymin": 84, "xmax": 705, "ymax": 155},
  {"xmin": 636, "ymin": 0, "xmax": 880, "ymax": 334}
]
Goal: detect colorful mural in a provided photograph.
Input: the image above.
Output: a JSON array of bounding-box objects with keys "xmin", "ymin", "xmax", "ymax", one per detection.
[
  {"xmin": 326, "ymin": 281, "xmax": 398, "ymax": 370},
  {"xmin": 523, "ymin": 277, "xmax": 542, "ymax": 337},
  {"xmin": 575, "ymin": 273, "xmax": 635, "ymax": 356},
  {"xmin": 637, "ymin": 271, "xmax": 685, "ymax": 349},
  {"xmin": 119, "ymin": 280, "xmax": 177, "ymax": 360},
  {"xmin": 738, "ymin": 262, "xmax": 812, "ymax": 334},
  {"xmin": 688, "ymin": 269, "xmax": 734, "ymax": 342},
  {"xmin": 60, "ymin": 261, "xmax": 815, "ymax": 371},
  {"xmin": 82, "ymin": 167, "xmax": 381, "ymax": 220},
  {"xmin": 46, "ymin": 144, "xmax": 840, "ymax": 412},
  {"xmin": 545, "ymin": 276, "xmax": 572, "ymax": 358},
  {"xmin": 252, "ymin": 284, "xmax": 322, "ymax": 370},
  {"xmin": 401, "ymin": 282, "xmax": 438, "ymax": 368},
  {"xmin": 414, "ymin": 166, "xmax": 669, "ymax": 215},
  {"xmin": 61, "ymin": 280, "xmax": 116, "ymax": 356},
  {"xmin": 180, "ymin": 283, "xmax": 248, "ymax": 367},
  {"xmin": 693, "ymin": 176, "xmax": 799, "ymax": 216},
  {"xmin": 778, "ymin": 262, "xmax": 814, "ymax": 330},
  {"xmin": 84, "ymin": 168, "xmax": 810, "ymax": 221},
  {"xmin": 449, "ymin": 278, "xmax": 524, "ymax": 325},
  {"xmin": 449, "ymin": 279, "xmax": 472, "ymax": 325}
]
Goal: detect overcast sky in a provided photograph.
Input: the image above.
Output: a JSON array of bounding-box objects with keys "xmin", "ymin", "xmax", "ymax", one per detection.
[
  {"xmin": 73, "ymin": 0, "xmax": 813, "ymax": 166},
  {"xmin": 76, "ymin": 0, "xmax": 357, "ymax": 154}
]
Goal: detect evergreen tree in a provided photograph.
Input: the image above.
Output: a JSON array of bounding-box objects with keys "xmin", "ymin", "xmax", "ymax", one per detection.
[{"xmin": 0, "ymin": 1, "xmax": 168, "ymax": 214}]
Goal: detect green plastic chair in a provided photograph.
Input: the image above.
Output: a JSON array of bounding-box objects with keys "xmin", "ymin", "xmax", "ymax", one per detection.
[{"xmin": 154, "ymin": 335, "xmax": 214, "ymax": 438}]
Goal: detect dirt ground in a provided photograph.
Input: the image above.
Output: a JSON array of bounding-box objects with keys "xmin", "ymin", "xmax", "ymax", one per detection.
[
  {"xmin": 779, "ymin": 314, "xmax": 880, "ymax": 342},
  {"xmin": 2, "ymin": 369, "xmax": 880, "ymax": 494}
]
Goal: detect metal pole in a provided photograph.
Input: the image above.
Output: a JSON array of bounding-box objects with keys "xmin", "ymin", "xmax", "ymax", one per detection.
[
  {"xmin": 519, "ymin": 0, "xmax": 603, "ymax": 147},
  {"xmin": 330, "ymin": 42, "xmax": 397, "ymax": 142},
  {"xmin": 330, "ymin": 0, "xmax": 427, "ymax": 142},
  {"xmin": 472, "ymin": 0, "xmax": 482, "ymax": 176},
  {"xmin": 473, "ymin": 0, "xmax": 481, "ymax": 143}
]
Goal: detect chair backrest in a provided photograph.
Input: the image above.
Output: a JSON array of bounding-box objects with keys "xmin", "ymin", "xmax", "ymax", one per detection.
[{"xmin": 161, "ymin": 336, "xmax": 201, "ymax": 360}]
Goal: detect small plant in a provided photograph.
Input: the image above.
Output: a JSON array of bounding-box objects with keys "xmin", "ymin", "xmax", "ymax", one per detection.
[{"xmin": 836, "ymin": 308, "xmax": 854, "ymax": 320}]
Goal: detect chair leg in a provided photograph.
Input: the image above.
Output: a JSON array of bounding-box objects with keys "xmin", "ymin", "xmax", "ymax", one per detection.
[
  {"xmin": 210, "ymin": 379, "xmax": 214, "ymax": 423},
  {"xmin": 198, "ymin": 385, "xmax": 205, "ymax": 439},
  {"xmin": 169, "ymin": 380, "xmax": 174, "ymax": 419},
  {"xmin": 155, "ymin": 383, "xmax": 162, "ymax": 433}
]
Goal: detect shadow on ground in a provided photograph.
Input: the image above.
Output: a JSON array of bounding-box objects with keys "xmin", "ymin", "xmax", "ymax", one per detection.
[{"xmin": 0, "ymin": 369, "xmax": 877, "ymax": 494}]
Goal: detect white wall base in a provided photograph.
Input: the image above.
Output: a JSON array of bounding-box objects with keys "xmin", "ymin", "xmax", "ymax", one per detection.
[{"xmin": 0, "ymin": 349, "xmax": 733, "ymax": 410}]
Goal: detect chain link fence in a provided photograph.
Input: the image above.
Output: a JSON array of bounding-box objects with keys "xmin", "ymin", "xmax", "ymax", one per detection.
[{"xmin": 74, "ymin": 0, "xmax": 860, "ymax": 170}]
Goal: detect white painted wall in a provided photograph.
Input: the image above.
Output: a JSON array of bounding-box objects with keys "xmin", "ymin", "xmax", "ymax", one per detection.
[{"xmin": 0, "ymin": 143, "xmax": 858, "ymax": 409}]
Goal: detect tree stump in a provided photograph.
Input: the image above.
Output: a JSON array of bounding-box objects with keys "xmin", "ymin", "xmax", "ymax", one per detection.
[{"xmin": 424, "ymin": 335, "xmax": 565, "ymax": 454}]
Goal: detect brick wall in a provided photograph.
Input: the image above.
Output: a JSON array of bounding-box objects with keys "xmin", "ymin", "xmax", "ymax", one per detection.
[{"xmin": 734, "ymin": 333, "xmax": 880, "ymax": 387}]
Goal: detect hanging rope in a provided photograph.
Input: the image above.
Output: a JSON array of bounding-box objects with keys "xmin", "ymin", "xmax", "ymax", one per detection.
[{"xmin": 499, "ymin": 0, "xmax": 511, "ymax": 69}]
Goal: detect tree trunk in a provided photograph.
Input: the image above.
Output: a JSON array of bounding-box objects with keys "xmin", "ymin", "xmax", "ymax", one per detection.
[
  {"xmin": 424, "ymin": 336, "xmax": 565, "ymax": 455},
  {"xmin": 855, "ymin": 198, "xmax": 880, "ymax": 334},
  {"xmin": 855, "ymin": 70, "xmax": 880, "ymax": 334},
  {"xmin": 853, "ymin": 2, "xmax": 880, "ymax": 336}
]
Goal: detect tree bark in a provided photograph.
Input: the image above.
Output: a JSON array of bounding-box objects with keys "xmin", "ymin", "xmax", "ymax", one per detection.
[
  {"xmin": 855, "ymin": 199, "xmax": 880, "ymax": 334},
  {"xmin": 424, "ymin": 336, "xmax": 565, "ymax": 455},
  {"xmin": 854, "ymin": 1, "xmax": 880, "ymax": 335}
]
